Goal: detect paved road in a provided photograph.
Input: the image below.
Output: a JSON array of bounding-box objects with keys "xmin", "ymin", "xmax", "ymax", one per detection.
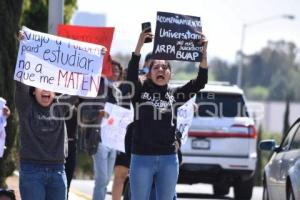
[{"xmin": 70, "ymin": 180, "xmax": 263, "ymax": 200}]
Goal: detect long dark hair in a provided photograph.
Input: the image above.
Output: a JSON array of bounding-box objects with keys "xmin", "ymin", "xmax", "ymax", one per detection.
[{"xmin": 112, "ymin": 60, "xmax": 123, "ymax": 81}]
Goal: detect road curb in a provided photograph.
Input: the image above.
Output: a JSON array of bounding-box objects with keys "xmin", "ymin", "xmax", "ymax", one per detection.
[{"xmin": 70, "ymin": 188, "xmax": 92, "ymax": 200}]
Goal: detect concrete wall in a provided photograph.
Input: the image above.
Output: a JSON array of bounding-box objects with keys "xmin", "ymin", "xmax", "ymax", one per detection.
[{"xmin": 248, "ymin": 101, "xmax": 300, "ymax": 133}]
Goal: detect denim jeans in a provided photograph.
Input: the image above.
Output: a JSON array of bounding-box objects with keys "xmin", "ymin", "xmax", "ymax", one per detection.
[
  {"xmin": 130, "ymin": 154, "xmax": 179, "ymax": 200},
  {"xmin": 19, "ymin": 163, "xmax": 67, "ymax": 200},
  {"xmin": 92, "ymin": 143, "xmax": 116, "ymax": 200},
  {"xmin": 149, "ymin": 183, "xmax": 177, "ymax": 200}
]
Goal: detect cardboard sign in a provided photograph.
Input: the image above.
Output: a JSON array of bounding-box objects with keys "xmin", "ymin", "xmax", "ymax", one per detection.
[
  {"xmin": 57, "ymin": 24, "xmax": 114, "ymax": 77},
  {"xmin": 177, "ymin": 96, "xmax": 196, "ymax": 144},
  {"xmin": 152, "ymin": 11, "xmax": 202, "ymax": 62},
  {"xmin": 100, "ymin": 103, "xmax": 134, "ymax": 152},
  {"xmin": 14, "ymin": 26, "xmax": 105, "ymax": 97}
]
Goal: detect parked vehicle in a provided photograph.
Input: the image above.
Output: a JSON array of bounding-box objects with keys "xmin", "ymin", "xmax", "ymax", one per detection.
[
  {"xmin": 260, "ymin": 117, "xmax": 300, "ymax": 200},
  {"xmin": 177, "ymin": 82, "xmax": 257, "ymax": 200}
]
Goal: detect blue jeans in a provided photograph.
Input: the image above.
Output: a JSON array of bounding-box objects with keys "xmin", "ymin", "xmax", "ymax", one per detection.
[
  {"xmin": 92, "ymin": 143, "xmax": 116, "ymax": 200},
  {"xmin": 130, "ymin": 154, "xmax": 179, "ymax": 200},
  {"xmin": 19, "ymin": 163, "xmax": 67, "ymax": 200},
  {"xmin": 149, "ymin": 183, "xmax": 177, "ymax": 200}
]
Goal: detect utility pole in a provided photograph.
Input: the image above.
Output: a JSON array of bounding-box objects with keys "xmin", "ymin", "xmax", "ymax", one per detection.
[{"xmin": 48, "ymin": 0, "xmax": 64, "ymax": 34}]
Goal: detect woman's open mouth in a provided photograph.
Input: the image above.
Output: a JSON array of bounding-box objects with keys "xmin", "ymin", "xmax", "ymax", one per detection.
[
  {"xmin": 156, "ymin": 75, "xmax": 165, "ymax": 80},
  {"xmin": 41, "ymin": 93, "xmax": 51, "ymax": 102}
]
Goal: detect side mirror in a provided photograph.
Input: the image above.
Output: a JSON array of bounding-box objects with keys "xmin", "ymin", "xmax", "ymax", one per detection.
[{"xmin": 259, "ymin": 140, "xmax": 278, "ymax": 152}]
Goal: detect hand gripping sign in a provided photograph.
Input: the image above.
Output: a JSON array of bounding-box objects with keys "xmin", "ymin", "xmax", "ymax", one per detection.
[{"xmin": 0, "ymin": 97, "xmax": 7, "ymax": 157}]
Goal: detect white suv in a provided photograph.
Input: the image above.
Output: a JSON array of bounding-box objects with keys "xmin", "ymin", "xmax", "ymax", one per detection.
[{"xmin": 177, "ymin": 82, "xmax": 257, "ymax": 200}]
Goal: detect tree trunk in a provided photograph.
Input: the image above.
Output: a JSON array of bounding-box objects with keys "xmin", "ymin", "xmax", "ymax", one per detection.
[{"xmin": 0, "ymin": 0, "xmax": 23, "ymax": 188}]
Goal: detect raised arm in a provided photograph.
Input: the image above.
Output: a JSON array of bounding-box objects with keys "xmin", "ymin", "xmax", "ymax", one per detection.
[
  {"xmin": 126, "ymin": 28, "xmax": 153, "ymax": 99},
  {"xmin": 174, "ymin": 34, "xmax": 208, "ymax": 102},
  {"xmin": 14, "ymin": 82, "xmax": 32, "ymax": 112}
]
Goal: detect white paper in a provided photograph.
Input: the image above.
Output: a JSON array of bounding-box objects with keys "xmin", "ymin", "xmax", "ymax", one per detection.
[
  {"xmin": 14, "ymin": 26, "xmax": 105, "ymax": 97},
  {"xmin": 0, "ymin": 129, "xmax": 6, "ymax": 157},
  {"xmin": 0, "ymin": 97, "xmax": 7, "ymax": 130},
  {"xmin": 0, "ymin": 97, "xmax": 7, "ymax": 157},
  {"xmin": 176, "ymin": 96, "xmax": 196, "ymax": 144},
  {"xmin": 100, "ymin": 103, "xmax": 134, "ymax": 152},
  {"xmin": 0, "ymin": 97, "xmax": 6, "ymax": 116}
]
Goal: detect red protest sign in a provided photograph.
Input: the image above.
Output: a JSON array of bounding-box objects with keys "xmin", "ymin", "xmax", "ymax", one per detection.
[{"xmin": 57, "ymin": 24, "xmax": 114, "ymax": 77}]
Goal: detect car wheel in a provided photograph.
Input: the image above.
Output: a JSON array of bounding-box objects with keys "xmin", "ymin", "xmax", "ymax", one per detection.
[
  {"xmin": 262, "ymin": 181, "xmax": 269, "ymax": 200},
  {"xmin": 287, "ymin": 184, "xmax": 295, "ymax": 200},
  {"xmin": 213, "ymin": 184, "xmax": 230, "ymax": 196},
  {"xmin": 234, "ymin": 177, "xmax": 254, "ymax": 200}
]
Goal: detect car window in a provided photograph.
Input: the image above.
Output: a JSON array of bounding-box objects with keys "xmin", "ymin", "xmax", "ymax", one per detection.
[
  {"xmin": 281, "ymin": 122, "xmax": 300, "ymax": 150},
  {"xmin": 289, "ymin": 124, "xmax": 300, "ymax": 150},
  {"xmin": 196, "ymin": 92, "xmax": 248, "ymax": 117}
]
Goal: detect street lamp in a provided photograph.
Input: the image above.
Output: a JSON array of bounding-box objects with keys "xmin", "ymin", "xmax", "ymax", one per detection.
[
  {"xmin": 48, "ymin": 0, "xmax": 64, "ymax": 34},
  {"xmin": 236, "ymin": 14, "xmax": 295, "ymax": 87}
]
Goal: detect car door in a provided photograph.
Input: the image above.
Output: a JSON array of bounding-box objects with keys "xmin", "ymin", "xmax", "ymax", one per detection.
[
  {"xmin": 279, "ymin": 124, "xmax": 300, "ymax": 199},
  {"xmin": 267, "ymin": 121, "xmax": 300, "ymax": 200}
]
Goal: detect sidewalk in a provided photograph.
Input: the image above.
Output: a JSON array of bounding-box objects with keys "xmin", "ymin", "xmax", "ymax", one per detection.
[{"xmin": 6, "ymin": 174, "xmax": 90, "ymax": 200}]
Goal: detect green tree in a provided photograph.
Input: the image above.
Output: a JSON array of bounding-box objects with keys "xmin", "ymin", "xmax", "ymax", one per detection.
[
  {"xmin": 242, "ymin": 40, "xmax": 300, "ymax": 101},
  {"xmin": 210, "ymin": 57, "xmax": 237, "ymax": 84},
  {"xmin": 0, "ymin": 0, "xmax": 23, "ymax": 188},
  {"xmin": 22, "ymin": 0, "xmax": 77, "ymax": 32},
  {"xmin": 246, "ymin": 86, "xmax": 269, "ymax": 101}
]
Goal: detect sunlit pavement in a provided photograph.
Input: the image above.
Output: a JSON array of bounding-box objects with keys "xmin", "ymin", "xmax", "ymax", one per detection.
[{"xmin": 70, "ymin": 179, "xmax": 263, "ymax": 200}]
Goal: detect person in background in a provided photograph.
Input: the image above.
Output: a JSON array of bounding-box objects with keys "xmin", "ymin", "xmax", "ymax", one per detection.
[
  {"xmin": 140, "ymin": 52, "xmax": 153, "ymax": 75},
  {"xmin": 65, "ymin": 107, "xmax": 78, "ymax": 199},
  {"xmin": 127, "ymin": 28, "xmax": 208, "ymax": 200},
  {"xmin": 0, "ymin": 99, "xmax": 10, "ymax": 158},
  {"xmin": 109, "ymin": 60, "xmax": 123, "ymax": 83},
  {"xmin": 80, "ymin": 73, "xmax": 118, "ymax": 200},
  {"xmin": 110, "ymin": 61, "xmax": 132, "ymax": 200}
]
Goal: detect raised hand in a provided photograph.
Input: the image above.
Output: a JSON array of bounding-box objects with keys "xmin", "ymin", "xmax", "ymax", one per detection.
[
  {"xmin": 134, "ymin": 28, "xmax": 153, "ymax": 55},
  {"xmin": 199, "ymin": 32, "xmax": 208, "ymax": 68}
]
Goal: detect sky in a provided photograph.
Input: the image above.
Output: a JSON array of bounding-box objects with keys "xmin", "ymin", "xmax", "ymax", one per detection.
[{"xmin": 72, "ymin": 0, "xmax": 300, "ymax": 63}]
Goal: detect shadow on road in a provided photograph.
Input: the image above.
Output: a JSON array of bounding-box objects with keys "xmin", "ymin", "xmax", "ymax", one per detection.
[{"xmin": 177, "ymin": 192, "xmax": 233, "ymax": 199}]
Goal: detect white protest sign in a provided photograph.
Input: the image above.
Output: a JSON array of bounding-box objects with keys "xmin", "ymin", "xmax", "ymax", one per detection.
[
  {"xmin": 14, "ymin": 26, "xmax": 105, "ymax": 97},
  {"xmin": 177, "ymin": 96, "xmax": 196, "ymax": 144},
  {"xmin": 100, "ymin": 103, "xmax": 134, "ymax": 152},
  {"xmin": 0, "ymin": 129, "xmax": 5, "ymax": 157},
  {"xmin": 0, "ymin": 97, "xmax": 7, "ymax": 157}
]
